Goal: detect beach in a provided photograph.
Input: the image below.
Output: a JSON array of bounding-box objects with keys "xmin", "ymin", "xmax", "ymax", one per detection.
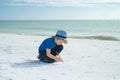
[{"xmin": 0, "ymin": 33, "xmax": 120, "ymax": 80}]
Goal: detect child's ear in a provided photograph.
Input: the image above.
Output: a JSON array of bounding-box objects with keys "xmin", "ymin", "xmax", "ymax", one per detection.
[{"xmin": 64, "ymin": 40, "xmax": 68, "ymax": 44}]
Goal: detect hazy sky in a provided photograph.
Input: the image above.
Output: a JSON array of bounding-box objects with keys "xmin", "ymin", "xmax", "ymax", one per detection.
[{"xmin": 0, "ymin": 0, "xmax": 120, "ymax": 20}]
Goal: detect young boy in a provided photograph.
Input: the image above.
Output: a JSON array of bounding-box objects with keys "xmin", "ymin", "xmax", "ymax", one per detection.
[{"xmin": 38, "ymin": 30, "xmax": 67, "ymax": 63}]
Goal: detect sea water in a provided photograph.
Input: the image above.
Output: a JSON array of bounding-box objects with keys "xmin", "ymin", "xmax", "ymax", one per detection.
[{"xmin": 0, "ymin": 20, "xmax": 120, "ymax": 39}]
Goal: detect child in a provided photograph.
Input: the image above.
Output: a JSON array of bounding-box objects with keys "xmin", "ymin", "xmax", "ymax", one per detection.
[{"xmin": 38, "ymin": 30, "xmax": 67, "ymax": 63}]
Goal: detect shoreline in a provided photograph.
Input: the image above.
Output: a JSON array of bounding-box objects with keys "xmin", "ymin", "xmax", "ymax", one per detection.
[
  {"xmin": 2, "ymin": 32, "xmax": 119, "ymax": 41},
  {"xmin": 28, "ymin": 34, "xmax": 120, "ymax": 41}
]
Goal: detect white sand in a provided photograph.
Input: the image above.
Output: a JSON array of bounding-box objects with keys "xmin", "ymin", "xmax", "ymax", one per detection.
[{"xmin": 0, "ymin": 33, "xmax": 120, "ymax": 80}]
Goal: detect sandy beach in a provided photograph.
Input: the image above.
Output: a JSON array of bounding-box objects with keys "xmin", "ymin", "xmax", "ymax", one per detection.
[{"xmin": 0, "ymin": 33, "xmax": 120, "ymax": 80}]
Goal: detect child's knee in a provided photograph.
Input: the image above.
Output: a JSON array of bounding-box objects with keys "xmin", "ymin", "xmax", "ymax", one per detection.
[
  {"xmin": 59, "ymin": 45, "xmax": 63, "ymax": 50},
  {"xmin": 57, "ymin": 45, "xmax": 64, "ymax": 53}
]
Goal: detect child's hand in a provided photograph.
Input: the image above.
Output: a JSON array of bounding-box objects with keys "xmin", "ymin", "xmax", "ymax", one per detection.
[
  {"xmin": 55, "ymin": 57, "xmax": 63, "ymax": 62},
  {"xmin": 58, "ymin": 57, "xmax": 63, "ymax": 62},
  {"xmin": 56, "ymin": 55, "xmax": 63, "ymax": 62}
]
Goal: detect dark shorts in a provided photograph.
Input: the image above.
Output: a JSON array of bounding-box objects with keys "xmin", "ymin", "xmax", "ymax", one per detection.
[{"xmin": 38, "ymin": 45, "xmax": 63, "ymax": 63}]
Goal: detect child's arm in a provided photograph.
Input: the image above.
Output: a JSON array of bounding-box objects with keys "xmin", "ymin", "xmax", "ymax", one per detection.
[{"xmin": 46, "ymin": 48, "xmax": 63, "ymax": 62}]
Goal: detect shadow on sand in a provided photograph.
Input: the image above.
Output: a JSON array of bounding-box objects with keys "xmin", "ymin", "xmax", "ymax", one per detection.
[{"xmin": 12, "ymin": 60, "xmax": 50, "ymax": 68}]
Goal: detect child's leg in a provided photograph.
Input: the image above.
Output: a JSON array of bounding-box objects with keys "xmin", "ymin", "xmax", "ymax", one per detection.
[
  {"xmin": 38, "ymin": 51, "xmax": 55, "ymax": 63},
  {"xmin": 51, "ymin": 45, "xmax": 63, "ymax": 56},
  {"xmin": 38, "ymin": 45, "xmax": 63, "ymax": 63}
]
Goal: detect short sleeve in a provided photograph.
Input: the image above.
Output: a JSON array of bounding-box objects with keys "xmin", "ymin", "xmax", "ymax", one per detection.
[
  {"xmin": 45, "ymin": 38, "xmax": 56, "ymax": 49},
  {"xmin": 46, "ymin": 41, "xmax": 52, "ymax": 49}
]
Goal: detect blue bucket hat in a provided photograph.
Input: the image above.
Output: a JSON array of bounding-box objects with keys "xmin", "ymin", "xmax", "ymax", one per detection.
[{"xmin": 55, "ymin": 30, "xmax": 67, "ymax": 40}]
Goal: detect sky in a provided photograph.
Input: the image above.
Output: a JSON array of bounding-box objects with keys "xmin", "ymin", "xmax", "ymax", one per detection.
[{"xmin": 0, "ymin": 0, "xmax": 120, "ymax": 20}]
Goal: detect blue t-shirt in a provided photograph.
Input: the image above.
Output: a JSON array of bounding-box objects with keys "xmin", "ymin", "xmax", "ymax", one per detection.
[{"xmin": 38, "ymin": 37, "xmax": 57, "ymax": 52}]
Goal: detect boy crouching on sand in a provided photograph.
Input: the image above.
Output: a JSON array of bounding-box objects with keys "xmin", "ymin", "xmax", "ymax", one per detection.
[{"xmin": 38, "ymin": 30, "xmax": 67, "ymax": 63}]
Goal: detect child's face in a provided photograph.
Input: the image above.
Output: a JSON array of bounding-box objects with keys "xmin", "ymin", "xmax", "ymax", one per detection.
[{"xmin": 55, "ymin": 37, "xmax": 64, "ymax": 45}]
